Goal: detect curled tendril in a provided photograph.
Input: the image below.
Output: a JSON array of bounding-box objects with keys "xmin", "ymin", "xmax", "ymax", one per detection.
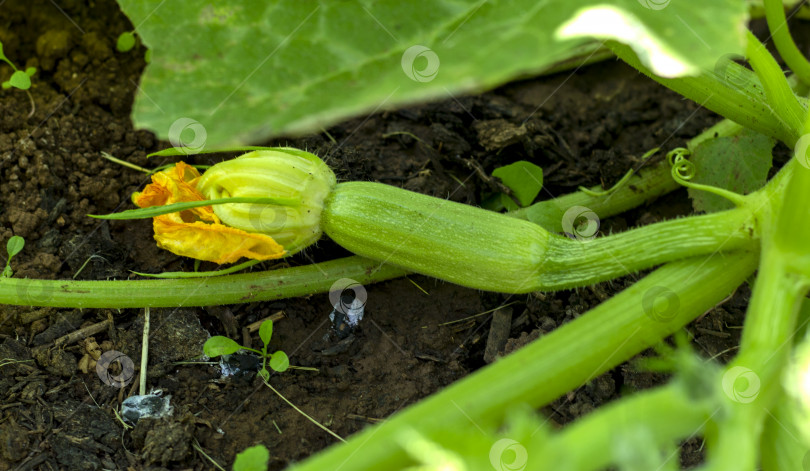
[
  {"xmin": 666, "ymin": 148, "xmax": 695, "ymax": 183},
  {"xmin": 665, "ymin": 147, "xmax": 747, "ymax": 207}
]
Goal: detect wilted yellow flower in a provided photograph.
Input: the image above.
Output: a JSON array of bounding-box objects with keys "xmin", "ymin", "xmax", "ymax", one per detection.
[{"xmin": 132, "ymin": 161, "xmax": 286, "ymax": 264}]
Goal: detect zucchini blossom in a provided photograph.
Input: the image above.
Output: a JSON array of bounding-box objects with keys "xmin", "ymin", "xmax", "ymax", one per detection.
[{"xmin": 133, "ymin": 149, "xmax": 336, "ymax": 264}]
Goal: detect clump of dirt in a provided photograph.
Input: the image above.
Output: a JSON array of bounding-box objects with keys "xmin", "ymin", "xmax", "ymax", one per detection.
[{"xmin": 0, "ymin": 0, "xmax": 764, "ymax": 470}]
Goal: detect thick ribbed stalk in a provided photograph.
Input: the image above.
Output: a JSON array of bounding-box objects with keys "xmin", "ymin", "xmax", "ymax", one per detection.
[
  {"xmin": 746, "ymin": 31, "xmax": 807, "ymax": 137},
  {"xmin": 699, "ymin": 158, "xmax": 810, "ymax": 470},
  {"xmin": 538, "ymin": 207, "xmax": 756, "ymax": 289},
  {"xmin": 773, "ymin": 165, "xmax": 810, "ymax": 273},
  {"xmin": 699, "ymin": 254, "xmax": 806, "ymax": 471}
]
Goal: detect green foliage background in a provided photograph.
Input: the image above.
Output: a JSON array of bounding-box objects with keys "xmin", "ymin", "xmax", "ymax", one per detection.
[{"xmin": 117, "ymin": 0, "xmax": 747, "ymax": 148}]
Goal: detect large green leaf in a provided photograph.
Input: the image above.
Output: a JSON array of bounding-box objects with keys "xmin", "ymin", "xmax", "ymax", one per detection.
[{"xmin": 116, "ymin": 0, "xmax": 748, "ymax": 148}]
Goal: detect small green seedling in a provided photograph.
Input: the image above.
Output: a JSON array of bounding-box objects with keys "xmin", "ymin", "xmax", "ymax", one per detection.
[
  {"xmin": 0, "ymin": 42, "xmax": 35, "ymax": 91},
  {"xmin": 203, "ymin": 319, "xmax": 289, "ymax": 380},
  {"xmin": 2, "ymin": 236, "xmax": 25, "ymax": 278},
  {"xmin": 232, "ymin": 444, "xmax": 270, "ymax": 471},
  {"xmin": 485, "ymin": 160, "xmax": 543, "ymax": 211},
  {"xmin": 203, "ymin": 319, "xmax": 341, "ymax": 442},
  {"xmin": 0, "ymin": 40, "xmax": 36, "ymax": 118}
]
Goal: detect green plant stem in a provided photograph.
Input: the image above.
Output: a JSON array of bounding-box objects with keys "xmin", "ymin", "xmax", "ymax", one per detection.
[
  {"xmin": 745, "ymin": 31, "xmax": 807, "ymax": 137},
  {"xmin": 764, "ymin": 0, "xmax": 810, "ymax": 87},
  {"xmin": 757, "ymin": 153, "xmax": 810, "ymax": 471},
  {"xmin": 704, "ymin": 156, "xmax": 810, "ymax": 471},
  {"xmin": 701, "ymin": 158, "xmax": 810, "ymax": 469},
  {"xmin": 0, "ymin": 256, "xmax": 406, "ymax": 308},
  {"xmin": 771, "ymin": 104, "xmax": 810, "ymax": 275},
  {"xmin": 774, "ymin": 165, "xmax": 810, "ymax": 273},
  {"xmin": 760, "ymin": 388, "xmax": 808, "ymax": 471},
  {"xmin": 538, "ymin": 382, "xmax": 714, "ymax": 470},
  {"xmin": 700, "ymin": 252, "xmax": 807, "ymax": 470},
  {"xmin": 289, "ymin": 252, "xmax": 757, "ymax": 471},
  {"xmin": 510, "ymin": 120, "xmax": 742, "ymax": 231},
  {"xmin": 539, "ymin": 206, "xmax": 756, "ymax": 290},
  {"xmin": 608, "ymin": 41, "xmax": 800, "ymax": 146}
]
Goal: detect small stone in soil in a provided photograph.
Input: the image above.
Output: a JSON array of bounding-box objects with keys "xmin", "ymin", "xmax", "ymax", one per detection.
[
  {"xmin": 218, "ymin": 353, "xmax": 261, "ymax": 378},
  {"xmin": 320, "ymin": 334, "xmax": 356, "ymax": 356},
  {"xmin": 484, "ymin": 307, "xmax": 513, "ymax": 363},
  {"xmin": 121, "ymin": 392, "xmax": 173, "ymax": 424},
  {"xmin": 0, "ymin": 421, "xmax": 30, "ymax": 461}
]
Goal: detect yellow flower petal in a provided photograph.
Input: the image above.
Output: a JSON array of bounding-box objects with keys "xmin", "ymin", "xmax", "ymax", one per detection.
[
  {"xmin": 133, "ymin": 161, "xmax": 286, "ymax": 263},
  {"xmin": 153, "ymin": 213, "xmax": 285, "ymax": 264},
  {"xmin": 133, "ymin": 162, "xmax": 219, "ymax": 223}
]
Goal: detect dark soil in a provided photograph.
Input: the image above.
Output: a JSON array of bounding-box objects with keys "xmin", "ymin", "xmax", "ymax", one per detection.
[{"xmin": 0, "ymin": 1, "xmax": 777, "ymax": 470}]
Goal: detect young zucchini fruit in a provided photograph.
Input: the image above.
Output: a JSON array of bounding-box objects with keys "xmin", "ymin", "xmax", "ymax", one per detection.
[
  {"xmin": 322, "ymin": 181, "xmax": 551, "ymax": 293},
  {"xmin": 193, "ymin": 149, "xmax": 551, "ymax": 293}
]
